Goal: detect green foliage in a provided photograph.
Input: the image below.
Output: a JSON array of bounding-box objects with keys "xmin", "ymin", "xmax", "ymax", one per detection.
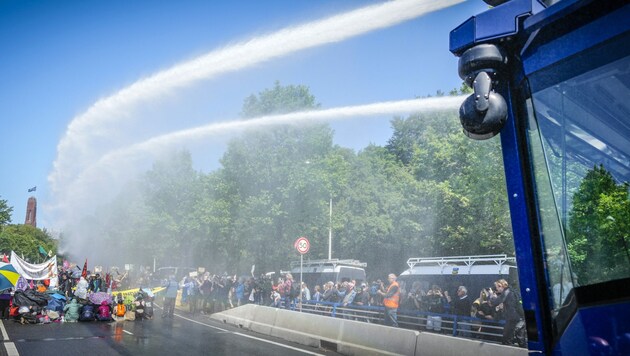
[
  {"xmin": 568, "ymin": 165, "xmax": 630, "ymax": 284},
  {"xmin": 0, "ymin": 224, "xmax": 57, "ymax": 262},
  {"xmin": 92, "ymin": 82, "xmax": 515, "ymax": 278},
  {"xmin": 0, "ymin": 196, "xmax": 12, "ymax": 226},
  {"xmin": 241, "ymin": 80, "xmax": 320, "ymax": 118}
]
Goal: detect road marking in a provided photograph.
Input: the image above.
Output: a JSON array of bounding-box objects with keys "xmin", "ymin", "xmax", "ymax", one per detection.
[
  {"xmin": 123, "ymin": 330, "xmax": 133, "ymax": 335},
  {"xmin": 232, "ymin": 331, "xmax": 324, "ymax": 356},
  {"xmin": 0, "ymin": 321, "xmax": 19, "ymax": 356},
  {"xmin": 172, "ymin": 313, "xmax": 229, "ymax": 332},
  {"xmin": 0, "ymin": 320, "xmax": 9, "ymax": 340},
  {"xmin": 154, "ymin": 304, "xmax": 324, "ymax": 355},
  {"xmin": 4, "ymin": 342, "xmax": 18, "ymax": 356}
]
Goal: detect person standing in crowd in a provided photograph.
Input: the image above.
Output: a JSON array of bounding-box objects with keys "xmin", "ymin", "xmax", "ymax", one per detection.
[
  {"xmin": 473, "ymin": 288, "xmax": 496, "ymax": 341},
  {"xmin": 199, "ymin": 273, "xmax": 213, "ymax": 314},
  {"xmin": 312, "ymin": 285, "xmax": 322, "ymax": 302},
  {"xmin": 451, "ymin": 286, "xmax": 473, "ymax": 337},
  {"xmin": 377, "ymin": 273, "xmax": 400, "ymax": 327},
  {"xmin": 489, "ymin": 279, "xmax": 522, "ymax": 345},
  {"xmin": 341, "ymin": 282, "xmax": 357, "ymax": 320},
  {"xmin": 281, "ymin": 273, "xmax": 294, "ymax": 309},
  {"xmin": 425, "ymin": 285, "xmax": 446, "ymax": 332},
  {"xmin": 301, "ymin": 282, "xmax": 311, "ymax": 302},
  {"xmin": 162, "ymin": 275, "xmax": 179, "ymax": 319},
  {"xmin": 75, "ymin": 276, "xmax": 89, "ymax": 300},
  {"xmin": 235, "ymin": 278, "xmax": 245, "ymax": 306}
]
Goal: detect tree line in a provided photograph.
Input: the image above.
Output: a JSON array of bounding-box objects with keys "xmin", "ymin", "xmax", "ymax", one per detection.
[{"xmin": 76, "ymin": 82, "xmax": 514, "ymax": 278}]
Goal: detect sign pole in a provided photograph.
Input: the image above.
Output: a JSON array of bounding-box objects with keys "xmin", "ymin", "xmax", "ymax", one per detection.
[
  {"xmin": 300, "ymin": 254, "xmax": 303, "ymax": 312},
  {"xmin": 294, "ymin": 236, "xmax": 310, "ymax": 313}
]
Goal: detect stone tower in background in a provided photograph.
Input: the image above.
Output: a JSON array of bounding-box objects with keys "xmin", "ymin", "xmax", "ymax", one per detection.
[{"xmin": 25, "ymin": 197, "xmax": 37, "ymax": 227}]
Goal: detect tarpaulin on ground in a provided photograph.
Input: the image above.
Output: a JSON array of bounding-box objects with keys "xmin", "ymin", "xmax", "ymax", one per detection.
[
  {"xmin": 10, "ymin": 251, "xmax": 58, "ymax": 288},
  {"xmin": 12, "ymin": 289, "xmax": 51, "ymax": 307}
]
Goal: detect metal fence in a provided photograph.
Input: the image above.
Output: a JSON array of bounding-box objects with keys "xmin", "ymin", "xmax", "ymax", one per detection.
[{"xmin": 276, "ymin": 298, "xmax": 506, "ymax": 342}]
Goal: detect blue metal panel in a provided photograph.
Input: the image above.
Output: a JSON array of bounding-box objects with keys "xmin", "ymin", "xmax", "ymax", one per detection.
[
  {"xmin": 554, "ymin": 301, "xmax": 630, "ymax": 355},
  {"xmin": 449, "ymin": 0, "xmax": 545, "ymax": 55},
  {"xmin": 449, "ymin": 17, "xmax": 475, "ymax": 55},
  {"xmin": 498, "ymin": 84, "xmax": 548, "ymax": 353},
  {"xmin": 522, "ymin": 4, "xmax": 630, "ymax": 75},
  {"xmin": 475, "ymin": 0, "xmax": 532, "ymax": 41}
]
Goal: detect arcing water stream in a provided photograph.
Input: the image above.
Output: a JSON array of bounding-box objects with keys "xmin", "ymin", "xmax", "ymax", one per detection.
[
  {"xmin": 55, "ymin": 95, "xmax": 465, "ymax": 228},
  {"xmin": 48, "ymin": 0, "xmax": 463, "ymax": 200}
]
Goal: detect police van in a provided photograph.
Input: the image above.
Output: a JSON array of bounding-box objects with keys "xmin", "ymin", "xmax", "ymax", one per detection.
[
  {"xmin": 398, "ymin": 254, "xmax": 518, "ymax": 299},
  {"xmin": 289, "ymin": 259, "xmax": 367, "ymax": 288}
]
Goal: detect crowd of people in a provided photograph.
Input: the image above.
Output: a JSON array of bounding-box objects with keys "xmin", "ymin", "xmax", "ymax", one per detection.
[
  {"xmin": 0, "ymin": 265, "xmax": 155, "ymax": 325},
  {"xmin": 171, "ymin": 270, "xmax": 523, "ymax": 346},
  {"xmin": 190, "ymin": 272, "xmax": 522, "ymax": 346},
  {"xmin": 0, "ymin": 259, "xmax": 524, "ymax": 347}
]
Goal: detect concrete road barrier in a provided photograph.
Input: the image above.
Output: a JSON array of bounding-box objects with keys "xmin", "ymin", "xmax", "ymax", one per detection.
[
  {"xmin": 415, "ymin": 332, "xmax": 528, "ymax": 356},
  {"xmin": 212, "ymin": 305, "xmax": 528, "ymax": 356}
]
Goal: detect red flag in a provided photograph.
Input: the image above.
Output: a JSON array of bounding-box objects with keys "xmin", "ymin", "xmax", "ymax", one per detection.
[
  {"xmin": 81, "ymin": 259, "xmax": 88, "ymax": 278},
  {"xmin": 1, "ymin": 254, "xmax": 8, "ymax": 263}
]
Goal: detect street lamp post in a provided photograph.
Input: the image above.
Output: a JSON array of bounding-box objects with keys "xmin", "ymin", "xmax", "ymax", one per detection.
[{"xmin": 328, "ymin": 195, "xmax": 332, "ymax": 260}]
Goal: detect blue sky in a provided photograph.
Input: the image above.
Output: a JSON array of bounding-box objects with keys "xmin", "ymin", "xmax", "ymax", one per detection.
[{"xmin": 0, "ymin": 0, "xmax": 487, "ymax": 229}]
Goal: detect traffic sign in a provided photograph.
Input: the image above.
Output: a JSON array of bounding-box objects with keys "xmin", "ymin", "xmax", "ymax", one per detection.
[{"xmin": 294, "ymin": 237, "xmax": 310, "ymax": 254}]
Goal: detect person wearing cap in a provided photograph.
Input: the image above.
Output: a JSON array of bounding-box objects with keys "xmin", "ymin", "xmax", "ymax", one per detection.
[{"xmin": 377, "ymin": 273, "xmax": 400, "ymax": 327}]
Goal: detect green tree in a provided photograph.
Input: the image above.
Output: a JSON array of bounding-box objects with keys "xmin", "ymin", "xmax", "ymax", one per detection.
[
  {"xmin": 386, "ymin": 110, "xmax": 513, "ymax": 257},
  {"xmin": 241, "ymin": 80, "xmax": 320, "ymax": 118},
  {"xmin": 568, "ymin": 165, "xmax": 630, "ymax": 284},
  {"xmin": 218, "ymin": 82, "xmax": 333, "ymax": 273},
  {"xmin": 0, "ymin": 224, "xmax": 57, "ymax": 262},
  {"xmin": 0, "ymin": 196, "xmax": 12, "ymax": 226}
]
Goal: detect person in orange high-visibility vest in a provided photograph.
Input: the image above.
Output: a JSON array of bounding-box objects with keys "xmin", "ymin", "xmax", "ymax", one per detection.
[{"xmin": 377, "ymin": 273, "xmax": 400, "ymax": 327}]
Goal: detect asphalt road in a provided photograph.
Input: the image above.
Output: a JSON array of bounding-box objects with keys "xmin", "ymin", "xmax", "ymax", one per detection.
[{"xmin": 0, "ymin": 307, "xmax": 338, "ymax": 356}]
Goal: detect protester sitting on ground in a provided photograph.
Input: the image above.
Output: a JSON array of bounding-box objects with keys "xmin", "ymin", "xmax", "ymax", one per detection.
[
  {"xmin": 113, "ymin": 298, "xmax": 126, "ymax": 321},
  {"xmin": 97, "ymin": 300, "xmax": 112, "ymax": 321},
  {"xmin": 79, "ymin": 303, "xmax": 95, "ymax": 322},
  {"xmin": 63, "ymin": 299, "xmax": 81, "ymax": 322}
]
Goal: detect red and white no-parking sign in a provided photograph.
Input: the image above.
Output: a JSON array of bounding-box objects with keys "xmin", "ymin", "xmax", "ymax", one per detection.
[{"xmin": 294, "ymin": 237, "xmax": 310, "ymax": 254}]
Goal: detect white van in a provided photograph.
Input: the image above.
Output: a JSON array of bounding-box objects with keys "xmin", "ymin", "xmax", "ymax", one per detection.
[{"xmin": 289, "ymin": 259, "xmax": 367, "ymax": 288}]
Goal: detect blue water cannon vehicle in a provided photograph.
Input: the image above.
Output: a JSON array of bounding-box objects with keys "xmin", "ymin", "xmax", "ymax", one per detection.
[{"xmin": 450, "ymin": 0, "xmax": 629, "ymax": 354}]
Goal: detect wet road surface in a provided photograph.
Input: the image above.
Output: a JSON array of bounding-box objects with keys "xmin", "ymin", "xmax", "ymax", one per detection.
[{"xmin": 0, "ymin": 307, "xmax": 338, "ymax": 356}]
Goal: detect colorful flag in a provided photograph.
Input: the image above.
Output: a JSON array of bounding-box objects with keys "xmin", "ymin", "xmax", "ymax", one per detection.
[
  {"xmin": 81, "ymin": 259, "xmax": 88, "ymax": 278},
  {"xmin": 38, "ymin": 246, "xmax": 47, "ymax": 256},
  {"xmin": 28, "ymin": 186, "xmax": 36, "ymax": 192}
]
